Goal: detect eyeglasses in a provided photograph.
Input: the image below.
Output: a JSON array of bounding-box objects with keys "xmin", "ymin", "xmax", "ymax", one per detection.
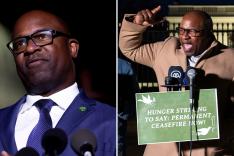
[
  {"xmin": 7, "ymin": 29, "xmax": 71, "ymax": 55},
  {"xmin": 176, "ymin": 27, "xmax": 205, "ymax": 37}
]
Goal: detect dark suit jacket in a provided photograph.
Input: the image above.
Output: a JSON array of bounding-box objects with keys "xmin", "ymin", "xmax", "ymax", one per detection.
[{"xmin": 0, "ymin": 90, "xmax": 116, "ymax": 156}]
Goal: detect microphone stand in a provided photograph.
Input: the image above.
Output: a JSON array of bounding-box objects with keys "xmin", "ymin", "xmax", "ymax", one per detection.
[
  {"xmin": 177, "ymin": 85, "xmax": 183, "ymax": 156},
  {"xmin": 187, "ymin": 68, "xmax": 196, "ymax": 156},
  {"xmin": 189, "ymin": 79, "xmax": 195, "ymax": 156}
]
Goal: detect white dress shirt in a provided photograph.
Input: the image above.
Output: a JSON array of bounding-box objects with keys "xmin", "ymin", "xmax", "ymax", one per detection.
[
  {"xmin": 188, "ymin": 48, "xmax": 209, "ymax": 67},
  {"xmin": 15, "ymin": 82, "xmax": 79, "ymax": 150}
]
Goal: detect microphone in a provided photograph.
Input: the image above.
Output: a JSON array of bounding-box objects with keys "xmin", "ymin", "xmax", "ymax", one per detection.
[
  {"xmin": 71, "ymin": 129, "xmax": 97, "ymax": 156},
  {"xmin": 41, "ymin": 128, "xmax": 68, "ymax": 156},
  {"xmin": 168, "ymin": 66, "xmax": 184, "ymax": 84},
  {"xmin": 162, "ymin": 66, "xmax": 184, "ymax": 91},
  {"xmin": 164, "ymin": 76, "xmax": 174, "ymax": 91},
  {"xmin": 15, "ymin": 147, "xmax": 39, "ymax": 156},
  {"xmin": 186, "ymin": 67, "xmax": 197, "ymax": 106}
]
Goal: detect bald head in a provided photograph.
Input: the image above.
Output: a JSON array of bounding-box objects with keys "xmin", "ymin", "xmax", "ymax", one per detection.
[
  {"xmin": 12, "ymin": 10, "xmax": 69, "ymax": 38},
  {"xmin": 182, "ymin": 10, "xmax": 213, "ymax": 31}
]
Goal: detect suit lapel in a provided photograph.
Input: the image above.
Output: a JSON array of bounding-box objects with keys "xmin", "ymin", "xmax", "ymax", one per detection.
[
  {"xmin": 1, "ymin": 91, "xmax": 96, "ymax": 154},
  {"xmin": 1, "ymin": 96, "xmax": 26, "ymax": 154},
  {"xmin": 55, "ymin": 91, "xmax": 96, "ymax": 134}
]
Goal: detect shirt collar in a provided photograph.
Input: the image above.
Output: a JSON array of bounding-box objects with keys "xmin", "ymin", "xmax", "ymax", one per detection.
[
  {"xmin": 22, "ymin": 82, "xmax": 79, "ymax": 112},
  {"xmin": 188, "ymin": 40, "xmax": 218, "ymax": 67}
]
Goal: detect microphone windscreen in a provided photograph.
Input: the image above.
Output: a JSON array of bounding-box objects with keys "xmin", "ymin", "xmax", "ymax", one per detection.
[
  {"xmin": 15, "ymin": 147, "xmax": 39, "ymax": 156},
  {"xmin": 71, "ymin": 129, "xmax": 97, "ymax": 155},
  {"xmin": 168, "ymin": 66, "xmax": 184, "ymax": 84},
  {"xmin": 185, "ymin": 67, "xmax": 205, "ymax": 87},
  {"xmin": 187, "ymin": 67, "xmax": 196, "ymax": 79},
  {"xmin": 41, "ymin": 128, "xmax": 68, "ymax": 154}
]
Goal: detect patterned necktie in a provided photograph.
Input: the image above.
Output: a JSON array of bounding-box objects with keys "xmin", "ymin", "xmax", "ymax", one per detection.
[{"xmin": 26, "ymin": 99, "xmax": 55, "ymax": 154}]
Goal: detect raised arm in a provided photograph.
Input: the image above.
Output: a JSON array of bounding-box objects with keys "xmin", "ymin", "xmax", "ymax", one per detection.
[
  {"xmin": 119, "ymin": 6, "xmax": 165, "ymax": 67},
  {"xmin": 133, "ymin": 5, "xmax": 162, "ymax": 26}
]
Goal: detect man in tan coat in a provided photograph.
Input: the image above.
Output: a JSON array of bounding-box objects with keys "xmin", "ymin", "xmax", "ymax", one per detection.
[{"xmin": 119, "ymin": 5, "xmax": 234, "ymax": 156}]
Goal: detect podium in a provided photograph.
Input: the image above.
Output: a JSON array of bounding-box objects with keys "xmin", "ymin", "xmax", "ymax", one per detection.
[{"xmin": 135, "ymin": 89, "xmax": 219, "ymax": 145}]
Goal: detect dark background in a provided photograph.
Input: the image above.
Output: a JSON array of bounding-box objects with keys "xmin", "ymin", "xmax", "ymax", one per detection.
[{"xmin": 0, "ymin": 0, "xmax": 116, "ymax": 106}]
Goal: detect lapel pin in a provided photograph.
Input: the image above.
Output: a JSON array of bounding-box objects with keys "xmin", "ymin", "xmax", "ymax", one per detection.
[{"xmin": 79, "ymin": 106, "xmax": 87, "ymax": 112}]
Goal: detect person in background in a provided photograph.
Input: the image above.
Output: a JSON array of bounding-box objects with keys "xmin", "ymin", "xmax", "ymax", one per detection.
[
  {"xmin": 118, "ymin": 56, "xmax": 139, "ymax": 156},
  {"xmin": 0, "ymin": 9, "xmax": 115, "ymax": 156},
  {"xmin": 119, "ymin": 5, "xmax": 234, "ymax": 156}
]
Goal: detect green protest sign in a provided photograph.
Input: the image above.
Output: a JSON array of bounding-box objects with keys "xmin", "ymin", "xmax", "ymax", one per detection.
[{"xmin": 136, "ymin": 89, "xmax": 219, "ymax": 145}]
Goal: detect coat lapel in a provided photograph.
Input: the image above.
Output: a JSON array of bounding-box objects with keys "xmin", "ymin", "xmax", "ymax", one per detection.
[
  {"xmin": 195, "ymin": 40, "xmax": 220, "ymax": 68},
  {"xmin": 1, "ymin": 91, "xmax": 97, "ymax": 154},
  {"xmin": 55, "ymin": 91, "xmax": 96, "ymax": 134},
  {"xmin": 1, "ymin": 96, "xmax": 26, "ymax": 154}
]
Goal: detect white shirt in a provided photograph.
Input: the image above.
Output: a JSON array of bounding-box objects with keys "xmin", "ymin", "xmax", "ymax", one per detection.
[
  {"xmin": 188, "ymin": 55, "xmax": 200, "ymax": 67},
  {"xmin": 15, "ymin": 82, "xmax": 79, "ymax": 150},
  {"xmin": 188, "ymin": 49, "xmax": 209, "ymax": 67}
]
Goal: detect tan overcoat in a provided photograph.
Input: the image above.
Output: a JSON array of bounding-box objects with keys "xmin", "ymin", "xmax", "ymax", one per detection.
[{"xmin": 119, "ymin": 15, "xmax": 234, "ymax": 156}]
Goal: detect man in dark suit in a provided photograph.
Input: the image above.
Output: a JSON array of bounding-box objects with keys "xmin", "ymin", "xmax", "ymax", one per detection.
[{"xmin": 0, "ymin": 9, "xmax": 116, "ymax": 156}]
